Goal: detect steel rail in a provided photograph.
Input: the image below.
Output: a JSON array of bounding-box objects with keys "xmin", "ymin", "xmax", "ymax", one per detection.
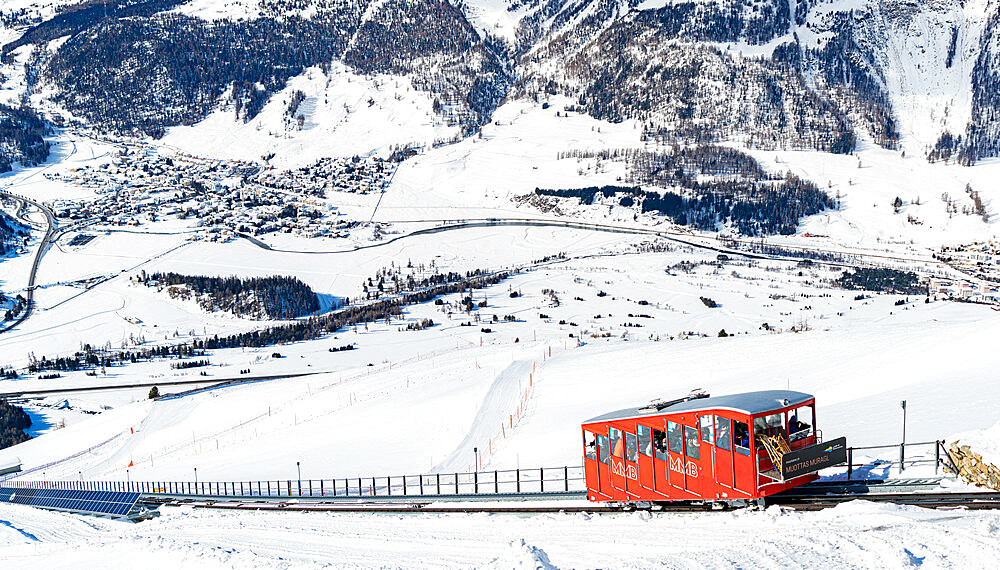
[
  {"xmin": 155, "ymin": 491, "xmax": 1000, "ymax": 515},
  {"xmin": 136, "ymin": 480, "xmax": 1000, "ymax": 516}
]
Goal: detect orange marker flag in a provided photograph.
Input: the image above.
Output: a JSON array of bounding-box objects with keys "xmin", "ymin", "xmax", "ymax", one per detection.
[{"xmin": 128, "ymin": 459, "xmax": 134, "ymax": 467}]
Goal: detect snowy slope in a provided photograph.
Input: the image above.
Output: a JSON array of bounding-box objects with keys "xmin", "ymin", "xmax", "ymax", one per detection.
[{"xmin": 160, "ymin": 63, "xmax": 458, "ymax": 167}]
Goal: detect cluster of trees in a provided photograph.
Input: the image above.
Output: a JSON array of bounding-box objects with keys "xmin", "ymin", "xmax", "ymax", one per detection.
[
  {"xmin": 405, "ymin": 318, "xmax": 434, "ymax": 331},
  {"xmin": 539, "ymin": 146, "xmax": 833, "ymax": 235},
  {"xmin": 927, "ymin": 131, "xmax": 973, "ymax": 165},
  {"xmin": 196, "ymin": 269, "xmax": 509, "ymax": 349},
  {"xmin": 22, "ymin": 270, "xmax": 510, "ymax": 373},
  {"xmin": 170, "ymin": 359, "xmax": 209, "ymax": 370},
  {"xmin": 0, "ymin": 104, "xmax": 50, "ymax": 173},
  {"xmin": 362, "ymin": 264, "xmax": 497, "ymax": 301},
  {"xmin": 534, "ymin": 185, "xmax": 638, "ymax": 205},
  {"xmin": 26, "ymin": 342, "xmax": 203, "ymax": 374},
  {"xmin": 0, "ymin": 399, "xmax": 31, "ymax": 450},
  {"xmin": 836, "ymin": 268, "xmax": 924, "ymax": 295},
  {"xmin": 146, "ymin": 273, "xmax": 320, "ymax": 320},
  {"xmin": 640, "ymin": 173, "xmax": 833, "ymax": 235}
]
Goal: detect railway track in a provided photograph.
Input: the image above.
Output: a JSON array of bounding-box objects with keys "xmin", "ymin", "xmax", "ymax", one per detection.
[{"xmin": 139, "ymin": 479, "xmax": 1000, "ymax": 515}]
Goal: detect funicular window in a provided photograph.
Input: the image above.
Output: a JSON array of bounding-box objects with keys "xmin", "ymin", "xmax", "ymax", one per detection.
[
  {"xmin": 733, "ymin": 421, "xmax": 750, "ymax": 455},
  {"xmin": 788, "ymin": 405, "xmax": 814, "ymax": 441},
  {"xmin": 584, "ymin": 431, "xmax": 598, "ymax": 461},
  {"xmin": 667, "ymin": 421, "xmax": 683, "ymax": 454},
  {"xmin": 609, "ymin": 428, "xmax": 624, "ymax": 458},
  {"xmin": 715, "ymin": 416, "xmax": 731, "ymax": 450},
  {"xmin": 638, "ymin": 425, "xmax": 652, "ymax": 456},
  {"xmin": 684, "ymin": 426, "xmax": 699, "ymax": 459},
  {"xmin": 652, "ymin": 429, "xmax": 667, "ymax": 460},
  {"xmin": 598, "ymin": 435, "xmax": 610, "ymax": 465},
  {"xmin": 699, "ymin": 415, "xmax": 713, "ymax": 445},
  {"xmin": 624, "ymin": 431, "xmax": 638, "ymax": 462},
  {"xmin": 753, "ymin": 414, "xmax": 785, "ymax": 449}
]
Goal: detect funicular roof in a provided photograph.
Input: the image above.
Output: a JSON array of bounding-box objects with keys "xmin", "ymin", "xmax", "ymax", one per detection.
[{"xmin": 583, "ymin": 390, "xmax": 813, "ymax": 424}]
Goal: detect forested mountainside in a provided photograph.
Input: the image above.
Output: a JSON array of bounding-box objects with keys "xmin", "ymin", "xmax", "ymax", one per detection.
[
  {"xmin": 0, "ymin": 210, "xmax": 27, "ymax": 257},
  {"xmin": 1, "ymin": 0, "xmax": 999, "ymax": 160},
  {"xmin": 26, "ymin": 0, "xmax": 509, "ymax": 136},
  {"xmin": 965, "ymin": 8, "xmax": 1000, "ymax": 164},
  {"xmin": 0, "ymin": 104, "xmax": 49, "ymax": 172}
]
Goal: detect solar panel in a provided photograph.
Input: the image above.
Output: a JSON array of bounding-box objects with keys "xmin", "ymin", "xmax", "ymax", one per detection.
[{"xmin": 0, "ymin": 487, "xmax": 141, "ymax": 518}]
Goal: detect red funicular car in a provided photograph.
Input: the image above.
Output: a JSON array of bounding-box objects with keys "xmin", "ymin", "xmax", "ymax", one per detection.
[{"xmin": 581, "ymin": 390, "xmax": 846, "ymax": 506}]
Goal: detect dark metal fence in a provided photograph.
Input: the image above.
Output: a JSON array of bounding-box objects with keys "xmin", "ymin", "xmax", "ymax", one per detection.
[{"xmin": 2, "ymin": 466, "xmax": 587, "ymax": 499}]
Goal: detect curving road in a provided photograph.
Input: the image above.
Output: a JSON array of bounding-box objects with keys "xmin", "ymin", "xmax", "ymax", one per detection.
[{"xmin": 0, "ymin": 190, "xmax": 55, "ymax": 334}]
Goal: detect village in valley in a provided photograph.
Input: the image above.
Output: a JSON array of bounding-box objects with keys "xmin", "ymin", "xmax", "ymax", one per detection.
[
  {"xmin": 931, "ymin": 241, "xmax": 1000, "ymax": 304},
  {"xmin": 43, "ymin": 142, "xmax": 397, "ymax": 243}
]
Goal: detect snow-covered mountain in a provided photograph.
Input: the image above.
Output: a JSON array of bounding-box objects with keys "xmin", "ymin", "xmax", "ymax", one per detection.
[{"xmin": 0, "ymin": 0, "xmax": 997, "ymax": 166}]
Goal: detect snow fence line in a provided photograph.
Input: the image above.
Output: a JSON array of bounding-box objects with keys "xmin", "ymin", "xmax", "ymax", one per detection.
[
  {"xmin": 446, "ymin": 340, "xmax": 582, "ymax": 474},
  {"xmin": 946, "ymin": 442, "xmax": 1000, "ymax": 491}
]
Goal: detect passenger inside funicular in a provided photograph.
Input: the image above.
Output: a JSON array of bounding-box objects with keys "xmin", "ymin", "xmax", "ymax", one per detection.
[
  {"xmin": 733, "ymin": 421, "xmax": 750, "ymax": 450},
  {"xmin": 788, "ymin": 415, "xmax": 808, "ymax": 435},
  {"xmin": 788, "ymin": 404, "xmax": 813, "ymax": 441}
]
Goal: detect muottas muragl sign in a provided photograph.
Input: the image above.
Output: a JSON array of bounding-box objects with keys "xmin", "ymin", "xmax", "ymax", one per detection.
[{"xmin": 781, "ymin": 437, "xmax": 848, "ymax": 479}]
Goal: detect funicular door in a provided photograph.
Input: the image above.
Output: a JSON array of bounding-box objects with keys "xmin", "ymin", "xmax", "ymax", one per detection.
[
  {"xmin": 608, "ymin": 427, "xmax": 628, "ymax": 499},
  {"xmin": 636, "ymin": 424, "xmax": 658, "ymax": 495},
  {"xmin": 665, "ymin": 420, "xmax": 687, "ymax": 496},
  {"xmin": 713, "ymin": 415, "xmax": 734, "ymax": 490},
  {"xmin": 731, "ymin": 417, "xmax": 755, "ymax": 495},
  {"xmin": 698, "ymin": 415, "xmax": 715, "ymax": 495},
  {"xmin": 679, "ymin": 416, "xmax": 703, "ymax": 498},
  {"xmin": 643, "ymin": 421, "xmax": 670, "ymax": 496},
  {"xmin": 622, "ymin": 428, "xmax": 640, "ymax": 497}
]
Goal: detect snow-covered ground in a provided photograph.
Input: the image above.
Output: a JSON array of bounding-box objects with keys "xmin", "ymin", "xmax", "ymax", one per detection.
[{"xmin": 1, "ymin": 500, "xmax": 999, "ymax": 568}]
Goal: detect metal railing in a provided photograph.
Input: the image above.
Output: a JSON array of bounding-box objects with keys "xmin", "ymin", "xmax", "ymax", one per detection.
[
  {"xmin": 2, "ymin": 465, "xmax": 587, "ymax": 499},
  {"xmin": 844, "ymin": 440, "xmax": 953, "ymax": 480}
]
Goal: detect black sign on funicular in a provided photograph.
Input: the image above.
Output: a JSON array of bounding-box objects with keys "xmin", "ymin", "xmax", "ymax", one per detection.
[{"xmin": 781, "ymin": 436, "xmax": 848, "ymax": 480}]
